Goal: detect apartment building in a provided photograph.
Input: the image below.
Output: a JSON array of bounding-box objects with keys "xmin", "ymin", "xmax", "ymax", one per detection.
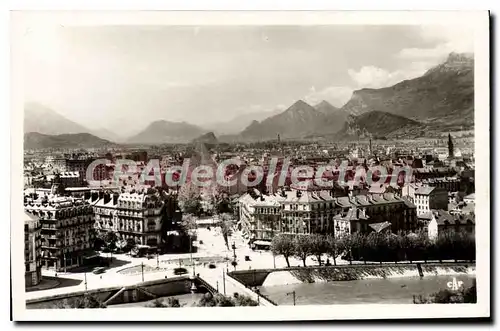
[
  {"xmin": 24, "ymin": 195, "xmax": 96, "ymax": 271},
  {"xmin": 414, "ymin": 186, "xmax": 448, "ymax": 215},
  {"xmin": 24, "ymin": 212, "xmax": 42, "ymax": 288},
  {"xmin": 238, "ymin": 188, "xmax": 418, "ymax": 244},
  {"xmin": 90, "ymin": 190, "xmax": 165, "ymax": 248}
]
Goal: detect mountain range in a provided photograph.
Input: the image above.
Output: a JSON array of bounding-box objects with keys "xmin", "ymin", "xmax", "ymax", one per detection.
[
  {"xmin": 24, "ymin": 132, "xmax": 114, "ymax": 150},
  {"xmin": 339, "ymin": 52, "xmax": 474, "ymax": 129},
  {"xmin": 334, "ymin": 111, "xmax": 426, "ymax": 140},
  {"xmin": 203, "ymin": 109, "xmax": 283, "ymax": 135},
  {"xmin": 23, "ymin": 52, "xmax": 474, "ymax": 148},
  {"xmin": 126, "ymin": 120, "xmax": 207, "ymax": 144}
]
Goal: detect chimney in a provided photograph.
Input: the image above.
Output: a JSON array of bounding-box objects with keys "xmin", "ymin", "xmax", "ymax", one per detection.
[
  {"xmin": 84, "ymin": 191, "xmax": 91, "ymax": 200},
  {"xmin": 113, "ymin": 193, "xmax": 119, "ymax": 205},
  {"xmin": 91, "ymin": 192, "xmax": 99, "ymax": 202},
  {"xmin": 98, "ymin": 191, "xmax": 104, "ymax": 199}
]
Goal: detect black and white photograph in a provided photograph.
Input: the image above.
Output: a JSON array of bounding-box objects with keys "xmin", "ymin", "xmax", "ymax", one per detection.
[{"xmin": 10, "ymin": 10, "xmax": 490, "ymax": 321}]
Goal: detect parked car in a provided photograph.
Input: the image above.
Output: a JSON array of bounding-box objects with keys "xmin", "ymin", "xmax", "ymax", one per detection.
[
  {"xmin": 173, "ymin": 267, "xmax": 188, "ymax": 275},
  {"xmin": 92, "ymin": 267, "xmax": 106, "ymax": 275},
  {"xmin": 208, "ymin": 263, "xmax": 216, "ymax": 269}
]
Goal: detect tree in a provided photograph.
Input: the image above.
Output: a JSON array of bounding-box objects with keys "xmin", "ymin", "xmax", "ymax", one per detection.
[
  {"xmin": 178, "ymin": 182, "xmax": 203, "ymax": 216},
  {"xmin": 232, "ymin": 293, "xmax": 259, "ymax": 306},
  {"xmin": 104, "ymin": 231, "xmax": 118, "ymax": 252},
  {"xmin": 146, "ymin": 297, "xmax": 182, "ymax": 308},
  {"xmin": 365, "ymin": 232, "xmax": 385, "ymax": 264},
  {"xmin": 293, "ymin": 235, "xmax": 313, "ymax": 267},
  {"xmin": 180, "ymin": 213, "xmax": 198, "ymax": 253},
  {"xmin": 340, "ymin": 233, "xmax": 354, "ymax": 265},
  {"xmin": 219, "ymin": 213, "xmax": 234, "ymax": 249},
  {"xmin": 125, "ymin": 238, "xmax": 137, "ymax": 252},
  {"xmin": 180, "ymin": 213, "xmax": 197, "ymax": 235},
  {"xmin": 55, "ymin": 293, "xmax": 107, "ymax": 309},
  {"xmin": 413, "ymin": 281, "xmax": 477, "ymax": 304},
  {"xmin": 271, "ymin": 234, "xmax": 295, "ymax": 267},
  {"xmin": 309, "ymin": 234, "xmax": 329, "ymax": 266},
  {"xmin": 197, "ymin": 293, "xmax": 235, "ymax": 307},
  {"xmin": 326, "ymin": 235, "xmax": 344, "ymax": 266}
]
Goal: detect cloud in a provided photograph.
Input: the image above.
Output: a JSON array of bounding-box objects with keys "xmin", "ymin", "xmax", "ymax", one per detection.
[
  {"xmin": 347, "ymin": 61, "xmax": 432, "ymax": 89},
  {"xmin": 397, "ymin": 25, "xmax": 474, "ymax": 61},
  {"xmin": 305, "ymin": 85, "xmax": 354, "ymax": 107}
]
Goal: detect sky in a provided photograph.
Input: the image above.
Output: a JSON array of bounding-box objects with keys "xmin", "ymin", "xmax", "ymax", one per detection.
[{"xmin": 22, "ymin": 24, "xmax": 474, "ymax": 137}]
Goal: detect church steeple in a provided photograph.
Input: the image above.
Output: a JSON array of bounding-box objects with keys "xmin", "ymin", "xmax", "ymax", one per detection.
[{"xmin": 448, "ymin": 133, "xmax": 454, "ymax": 158}]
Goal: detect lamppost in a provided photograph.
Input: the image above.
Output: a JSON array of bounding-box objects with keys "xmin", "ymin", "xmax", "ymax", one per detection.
[
  {"xmin": 231, "ymin": 242, "xmax": 237, "ymax": 271},
  {"xmin": 156, "ymin": 248, "xmax": 160, "ymax": 269},
  {"xmin": 190, "ymin": 230, "xmax": 195, "ymax": 277},
  {"xmin": 286, "ymin": 291, "xmax": 296, "ymax": 306}
]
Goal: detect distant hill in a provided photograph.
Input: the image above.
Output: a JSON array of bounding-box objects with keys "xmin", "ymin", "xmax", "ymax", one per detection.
[
  {"xmin": 24, "ymin": 103, "xmax": 90, "ymax": 135},
  {"xmin": 90, "ymin": 127, "xmax": 124, "ymax": 143},
  {"xmin": 24, "ymin": 132, "xmax": 115, "ymax": 150},
  {"xmin": 192, "ymin": 131, "xmax": 218, "ymax": 144},
  {"xmin": 314, "ymin": 100, "xmax": 340, "ymax": 115},
  {"xmin": 127, "ymin": 120, "xmax": 206, "ymax": 144},
  {"xmin": 339, "ymin": 52, "xmax": 474, "ymax": 130},
  {"xmin": 239, "ymin": 100, "xmax": 324, "ymax": 140},
  {"xmin": 203, "ymin": 109, "xmax": 282, "ymax": 135},
  {"xmin": 24, "ymin": 103, "xmax": 122, "ymax": 141},
  {"xmin": 334, "ymin": 111, "xmax": 426, "ymax": 140}
]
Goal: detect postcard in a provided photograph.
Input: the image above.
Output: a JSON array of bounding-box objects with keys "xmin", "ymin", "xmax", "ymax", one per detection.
[{"xmin": 11, "ymin": 10, "xmax": 490, "ymax": 321}]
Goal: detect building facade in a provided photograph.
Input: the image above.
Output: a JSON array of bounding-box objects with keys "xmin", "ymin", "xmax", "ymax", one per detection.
[
  {"xmin": 91, "ymin": 191, "xmax": 164, "ymax": 248},
  {"xmin": 24, "ymin": 196, "xmax": 96, "ymax": 271},
  {"xmin": 24, "ymin": 212, "xmax": 42, "ymax": 288},
  {"xmin": 238, "ymin": 188, "xmax": 418, "ymax": 244},
  {"xmin": 414, "ymin": 186, "xmax": 448, "ymax": 215}
]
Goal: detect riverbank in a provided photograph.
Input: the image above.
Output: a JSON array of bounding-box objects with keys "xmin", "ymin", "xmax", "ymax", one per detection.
[{"xmin": 229, "ymin": 263, "xmax": 475, "ymax": 287}]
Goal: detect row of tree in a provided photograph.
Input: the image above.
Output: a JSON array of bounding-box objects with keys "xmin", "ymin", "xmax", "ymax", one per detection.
[{"xmin": 271, "ymin": 231, "xmax": 476, "ymax": 267}]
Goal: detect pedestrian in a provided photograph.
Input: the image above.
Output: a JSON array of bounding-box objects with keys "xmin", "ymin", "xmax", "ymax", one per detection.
[{"xmin": 100, "ymin": 275, "xmax": 102, "ymax": 279}]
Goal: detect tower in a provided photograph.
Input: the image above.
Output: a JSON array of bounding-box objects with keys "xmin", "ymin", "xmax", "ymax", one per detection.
[
  {"xmin": 369, "ymin": 138, "xmax": 372, "ymax": 155},
  {"xmin": 448, "ymin": 133, "xmax": 454, "ymax": 159}
]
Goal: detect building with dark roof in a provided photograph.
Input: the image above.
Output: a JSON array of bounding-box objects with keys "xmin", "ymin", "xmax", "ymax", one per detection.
[
  {"xmin": 238, "ymin": 189, "xmax": 418, "ymax": 244},
  {"xmin": 24, "ymin": 212, "xmax": 42, "ymax": 288},
  {"xmin": 414, "ymin": 186, "xmax": 448, "ymax": 215}
]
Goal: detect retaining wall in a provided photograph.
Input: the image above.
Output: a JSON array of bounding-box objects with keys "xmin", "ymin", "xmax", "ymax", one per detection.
[
  {"xmin": 26, "ymin": 276, "xmax": 212, "ymax": 309},
  {"xmin": 229, "ymin": 263, "xmax": 476, "ymax": 288}
]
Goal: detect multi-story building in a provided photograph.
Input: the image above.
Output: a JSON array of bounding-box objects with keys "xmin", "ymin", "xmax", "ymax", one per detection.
[
  {"xmin": 90, "ymin": 190, "xmax": 164, "ymax": 248},
  {"xmin": 239, "ymin": 188, "xmax": 418, "ymax": 244},
  {"xmin": 24, "ymin": 195, "xmax": 96, "ymax": 271},
  {"xmin": 414, "ymin": 186, "xmax": 448, "ymax": 215},
  {"xmin": 419, "ymin": 210, "xmax": 475, "ymax": 240},
  {"xmin": 91, "ymin": 192, "xmax": 119, "ymax": 234},
  {"xmin": 117, "ymin": 191, "xmax": 164, "ymax": 247},
  {"xmin": 24, "ymin": 212, "xmax": 42, "ymax": 288},
  {"xmin": 421, "ymin": 177, "xmax": 461, "ymax": 193},
  {"xmin": 57, "ymin": 171, "xmax": 82, "ymax": 187}
]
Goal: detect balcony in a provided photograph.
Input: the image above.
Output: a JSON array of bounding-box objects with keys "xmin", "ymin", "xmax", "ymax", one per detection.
[{"xmin": 41, "ymin": 244, "xmax": 59, "ymax": 250}]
